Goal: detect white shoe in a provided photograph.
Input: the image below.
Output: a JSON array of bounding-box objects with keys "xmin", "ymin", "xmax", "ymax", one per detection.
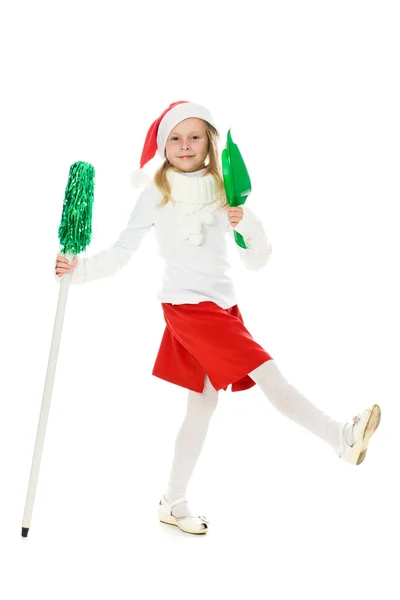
[
  {"xmin": 337, "ymin": 403, "xmax": 381, "ymax": 465},
  {"xmin": 159, "ymin": 495, "xmax": 209, "ymax": 535}
]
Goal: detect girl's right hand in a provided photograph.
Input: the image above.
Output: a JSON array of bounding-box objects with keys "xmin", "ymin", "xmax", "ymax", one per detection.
[{"xmin": 55, "ymin": 253, "xmax": 79, "ymax": 278}]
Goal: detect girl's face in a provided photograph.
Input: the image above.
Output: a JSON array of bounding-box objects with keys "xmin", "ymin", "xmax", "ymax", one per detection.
[{"xmin": 165, "ymin": 117, "xmax": 209, "ymax": 172}]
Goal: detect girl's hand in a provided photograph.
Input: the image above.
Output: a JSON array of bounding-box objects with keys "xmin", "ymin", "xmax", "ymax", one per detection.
[
  {"xmin": 227, "ymin": 206, "xmax": 244, "ymax": 228},
  {"xmin": 55, "ymin": 253, "xmax": 79, "ymax": 278}
]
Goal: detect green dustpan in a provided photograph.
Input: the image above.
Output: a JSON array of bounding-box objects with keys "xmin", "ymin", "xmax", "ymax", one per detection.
[{"xmin": 221, "ymin": 129, "xmax": 251, "ymax": 249}]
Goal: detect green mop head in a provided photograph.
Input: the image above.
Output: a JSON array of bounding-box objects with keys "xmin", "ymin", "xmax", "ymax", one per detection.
[{"xmin": 58, "ymin": 161, "xmax": 95, "ymax": 255}]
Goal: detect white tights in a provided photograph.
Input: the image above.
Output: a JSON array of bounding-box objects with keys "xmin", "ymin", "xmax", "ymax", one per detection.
[{"xmin": 164, "ymin": 359, "xmax": 344, "ymax": 510}]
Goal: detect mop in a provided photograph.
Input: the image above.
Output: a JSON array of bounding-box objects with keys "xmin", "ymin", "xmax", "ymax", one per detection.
[{"xmin": 21, "ymin": 161, "xmax": 95, "ymax": 538}]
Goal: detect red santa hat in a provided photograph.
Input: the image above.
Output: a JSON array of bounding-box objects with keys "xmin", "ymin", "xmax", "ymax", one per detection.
[{"xmin": 131, "ymin": 100, "xmax": 218, "ymax": 187}]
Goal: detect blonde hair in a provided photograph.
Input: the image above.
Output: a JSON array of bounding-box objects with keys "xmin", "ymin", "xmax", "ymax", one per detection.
[{"xmin": 154, "ymin": 122, "xmax": 228, "ymax": 210}]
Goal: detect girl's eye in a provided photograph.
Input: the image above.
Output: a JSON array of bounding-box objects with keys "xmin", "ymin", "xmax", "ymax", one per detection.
[{"xmin": 170, "ymin": 135, "xmax": 200, "ymax": 141}]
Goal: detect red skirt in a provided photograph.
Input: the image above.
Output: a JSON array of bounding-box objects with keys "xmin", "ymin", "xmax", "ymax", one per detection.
[{"xmin": 152, "ymin": 301, "xmax": 273, "ymax": 393}]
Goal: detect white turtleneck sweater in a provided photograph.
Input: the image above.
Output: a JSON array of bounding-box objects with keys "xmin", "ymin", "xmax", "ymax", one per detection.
[{"xmin": 62, "ymin": 168, "xmax": 272, "ymax": 309}]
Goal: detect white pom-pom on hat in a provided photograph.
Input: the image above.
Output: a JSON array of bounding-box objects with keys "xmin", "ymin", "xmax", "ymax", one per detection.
[{"xmin": 130, "ymin": 168, "xmax": 152, "ymax": 188}]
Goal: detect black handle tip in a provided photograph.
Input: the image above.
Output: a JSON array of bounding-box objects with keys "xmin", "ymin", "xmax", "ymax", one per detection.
[{"xmin": 21, "ymin": 527, "xmax": 29, "ymax": 538}]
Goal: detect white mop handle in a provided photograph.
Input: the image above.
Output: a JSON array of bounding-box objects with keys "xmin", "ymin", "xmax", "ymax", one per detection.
[{"xmin": 22, "ymin": 252, "xmax": 75, "ymax": 533}]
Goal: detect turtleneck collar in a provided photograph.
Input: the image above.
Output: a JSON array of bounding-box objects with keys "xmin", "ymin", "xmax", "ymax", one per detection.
[
  {"xmin": 172, "ymin": 167, "xmax": 207, "ymax": 178},
  {"xmin": 166, "ymin": 167, "xmax": 222, "ymax": 246}
]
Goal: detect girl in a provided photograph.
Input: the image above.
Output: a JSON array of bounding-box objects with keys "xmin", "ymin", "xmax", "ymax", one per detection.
[{"xmin": 55, "ymin": 100, "xmax": 381, "ymax": 536}]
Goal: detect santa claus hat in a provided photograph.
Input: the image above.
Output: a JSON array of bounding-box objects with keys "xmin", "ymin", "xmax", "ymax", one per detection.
[{"xmin": 131, "ymin": 100, "xmax": 218, "ymax": 187}]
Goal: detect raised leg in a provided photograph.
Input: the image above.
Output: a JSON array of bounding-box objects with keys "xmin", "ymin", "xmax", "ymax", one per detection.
[{"xmin": 248, "ymin": 359, "xmax": 347, "ymax": 452}]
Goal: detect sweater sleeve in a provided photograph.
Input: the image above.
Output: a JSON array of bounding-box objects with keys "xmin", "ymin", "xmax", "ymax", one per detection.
[
  {"xmin": 55, "ymin": 185, "xmax": 157, "ymax": 285},
  {"xmin": 228, "ymin": 204, "xmax": 272, "ymax": 270}
]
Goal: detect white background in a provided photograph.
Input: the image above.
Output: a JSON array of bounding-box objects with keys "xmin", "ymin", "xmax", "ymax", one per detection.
[{"xmin": 1, "ymin": 1, "xmax": 399, "ymax": 598}]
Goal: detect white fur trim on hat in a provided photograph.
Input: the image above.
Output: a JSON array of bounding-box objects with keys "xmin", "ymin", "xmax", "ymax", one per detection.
[{"xmin": 156, "ymin": 102, "xmax": 218, "ymax": 159}]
